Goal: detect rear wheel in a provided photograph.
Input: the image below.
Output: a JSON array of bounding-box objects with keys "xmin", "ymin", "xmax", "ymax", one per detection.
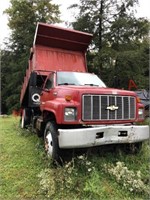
[
  {"xmin": 44, "ymin": 121, "xmax": 62, "ymax": 164},
  {"xmin": 21, "ymin": 108, "xmax": 31, "ymax": 128}
]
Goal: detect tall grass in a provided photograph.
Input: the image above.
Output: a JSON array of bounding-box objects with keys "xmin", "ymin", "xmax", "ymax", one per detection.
[
  {"xmin": 0, "ymin": 116, "xmax": 149, "ymax": 200},
  {"xmin": 0, "ymin": 116, "xmax": 47, "ymax": 199}
]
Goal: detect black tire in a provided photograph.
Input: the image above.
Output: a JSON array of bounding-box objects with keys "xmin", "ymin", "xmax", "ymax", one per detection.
[
  {"xmin": 124, "ymin": 142, "xmax": 142, "ymax": 154},
  {"xmin": 44, "ymin": 121, "xmax": 62, "ymax": 164},
  {"xmin": 36, "ymin": 129, "xmax": 43, "ymax": 137},
  {"xmin": 21, "ymin": 108, "xmax": 31, "ymax": 128}
]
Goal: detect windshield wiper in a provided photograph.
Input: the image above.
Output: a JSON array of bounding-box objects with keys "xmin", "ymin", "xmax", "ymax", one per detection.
[
  {"xmin": 58, "ymin": 83, "xmax": 75, "ymax": 85},
  {"xmin": 84, "ymin": 84, "xmax": 99, "ymax": 86}
]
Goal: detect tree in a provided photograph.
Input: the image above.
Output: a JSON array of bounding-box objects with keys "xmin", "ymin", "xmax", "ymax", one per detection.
[
  {"xmin": 70, "ymin": 0, "xmax": 138, "ymax": 50},
  {"xmin": 109, "ymin": 16, "xmax": 149, "ymax": 89},
  {"xmin": 1, "ymin": 0, "xmax": 61, "ymax": 113},
  {"xmin": 69, "ymin": 0, "xmax": 149, "ymax": 89},
  {"xmin": 5, "ymin": 0, "xmax": 61, "ymax": 52}
]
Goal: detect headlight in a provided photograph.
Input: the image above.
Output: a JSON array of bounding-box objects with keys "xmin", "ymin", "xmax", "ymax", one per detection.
[
  {"xmin": 138, "ymin": 108, "xmax": 144, "ymax": 119},
  {"xmin": 64, "ymin": 108, "xmax": 76, "ymax": 121}
]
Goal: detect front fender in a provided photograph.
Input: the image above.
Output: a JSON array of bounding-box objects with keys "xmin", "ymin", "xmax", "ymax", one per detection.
[
  {"xmin": 41, "ymin": 98, "xmax": 79, "ymax": 124},
  {"xmin": 41, "ymin": 99, "xmax": 62, "ymax": 124}
]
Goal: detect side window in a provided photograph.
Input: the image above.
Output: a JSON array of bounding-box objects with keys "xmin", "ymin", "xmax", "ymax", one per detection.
[{"xmin": 45, "ymin": 74, "xmax": 54, "ymax": 90}]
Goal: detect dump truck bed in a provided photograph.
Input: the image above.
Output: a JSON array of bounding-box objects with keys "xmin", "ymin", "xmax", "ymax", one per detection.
[{"xmin": 20, "ymin": 23, "xmax": 93, "ymax": 105}]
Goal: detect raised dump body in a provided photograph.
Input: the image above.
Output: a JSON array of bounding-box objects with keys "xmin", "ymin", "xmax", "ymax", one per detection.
[{"xmin": 20, "ymin": 22, "xmax": 92, "ymax": 106}]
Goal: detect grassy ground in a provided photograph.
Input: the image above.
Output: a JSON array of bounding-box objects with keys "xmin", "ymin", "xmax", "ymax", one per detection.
[
  {"xmin": 0, "ymin": 116, "xmax": 149, "ymax": 200},
  {"xmin": 0, "ymin": 116, "xmax": 47, "ymax": 200}
]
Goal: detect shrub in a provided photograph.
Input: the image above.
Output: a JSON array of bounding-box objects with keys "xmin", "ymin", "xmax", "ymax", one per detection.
[{"xmin": 103, "ymin": 161, "xmax": 149, "ymax": 195}]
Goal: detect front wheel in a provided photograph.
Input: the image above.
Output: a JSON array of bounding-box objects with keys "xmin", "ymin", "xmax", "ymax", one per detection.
[{"xmin": 44, "ymin": 121, "xmax": 62, "ymax": 164}]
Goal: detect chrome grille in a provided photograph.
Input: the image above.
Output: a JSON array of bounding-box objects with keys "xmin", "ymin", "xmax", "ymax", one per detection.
[{"xmin": 82, "ymin": 95, "xmax": 136, "ymax": 121}]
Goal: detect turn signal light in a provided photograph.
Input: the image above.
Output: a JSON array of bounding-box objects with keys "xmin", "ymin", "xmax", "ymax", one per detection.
[
  {"xmin": 65, "ymin": 95, "xmax": 72, "ymax": 101},
  {"xmin": 136, "ymin": 97, "xmax": 141, "ymax": 103}
]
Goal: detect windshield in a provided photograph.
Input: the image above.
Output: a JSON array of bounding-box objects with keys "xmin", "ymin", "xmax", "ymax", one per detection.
[{"xmin": 57, "ymin": 72, "xmax": 106, "ymax": 87}]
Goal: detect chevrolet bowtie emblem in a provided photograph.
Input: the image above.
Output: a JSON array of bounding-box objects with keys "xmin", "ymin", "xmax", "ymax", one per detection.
[{"xmin": 106, "ymin": 105, "xmax": 119, "ymax": 111}]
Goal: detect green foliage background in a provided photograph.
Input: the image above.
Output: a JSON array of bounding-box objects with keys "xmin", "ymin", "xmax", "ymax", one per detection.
[
  {"xmin": 70, "ymin": 0, "xmax": 149, "ymax": 89},
  {"xmin": 1, "ymin": 0, "xmax": 149, "ymax": 113}
]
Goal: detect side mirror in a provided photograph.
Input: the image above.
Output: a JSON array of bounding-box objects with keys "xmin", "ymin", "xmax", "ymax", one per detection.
[{"xmin": 43, "ymin": 88, "xmax": 50, "ymax": 92}]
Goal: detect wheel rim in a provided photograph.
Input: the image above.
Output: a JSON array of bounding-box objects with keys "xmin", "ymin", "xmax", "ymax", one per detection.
[
  {"xmin": 45, "ymin": 131, "xmax": 53, "ymax": 156},
  {"xmin": 21, "ymin": 110, "xmax": 25, "ymax": 128}
]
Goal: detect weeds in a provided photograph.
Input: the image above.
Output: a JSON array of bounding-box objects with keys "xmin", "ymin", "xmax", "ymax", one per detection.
[
  {"xmin": 38, "ymin": 151, "xmax": 150, "ymax": 199},
  {"xmin": 38, "ymin": 169, "xmax": 56, "ymax": 197},
  {"xmin": 103, "ymin": 161, "xmax": 149, "ymax": 195},
  {"xmin": 38, "ymin": 155, "xmax": 94, "ymax": 199}
]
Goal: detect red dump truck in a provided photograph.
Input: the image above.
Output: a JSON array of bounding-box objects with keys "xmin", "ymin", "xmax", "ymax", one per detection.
[{"xmin": 20, "ymin": 22, "xmax": 149, "ymax": 163}]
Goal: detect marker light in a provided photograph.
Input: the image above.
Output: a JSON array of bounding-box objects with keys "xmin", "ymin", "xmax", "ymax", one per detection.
[{"xmin": 65, "ymin": 95, "xmax": 72, "ymax": 101}]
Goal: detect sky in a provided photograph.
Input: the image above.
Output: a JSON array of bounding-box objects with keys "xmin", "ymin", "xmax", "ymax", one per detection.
[{"xmin": 0, "ymin": 0, "xmax": 150, "ymax": 48}]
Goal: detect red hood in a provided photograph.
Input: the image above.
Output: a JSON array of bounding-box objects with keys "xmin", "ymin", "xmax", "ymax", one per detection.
[{"xmin": 55, "ymin": 85, "xmax": 137, "ymax": 99}]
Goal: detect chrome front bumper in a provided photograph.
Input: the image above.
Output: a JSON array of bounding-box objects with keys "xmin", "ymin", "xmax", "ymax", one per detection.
[{"xmin": 58, "ymin": 125, "xmax": 149, "ymax": 148}]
